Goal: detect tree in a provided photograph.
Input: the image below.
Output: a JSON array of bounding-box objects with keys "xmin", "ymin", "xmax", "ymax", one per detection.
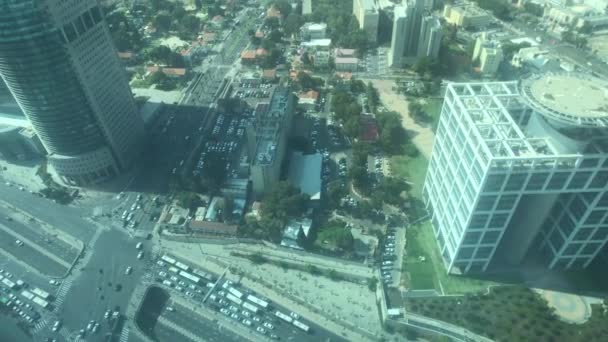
[
  {"xmin": 265, "ymin": 17, "xmax": 280, "ymax": 30},
  {"xmin": 343, "ymin": 116, "xmax": 361, "ymax": 139},
  {"xmin": 349, "ymin": 79, "xmax": 366, "ymax": 94},
  {"xmin": 283, "ymin": 13, "xmax": 303, "ymax": 36},
  {"xmin": 334, "ymin": 228, "xmax": 354, "ymax": 251},
  {"xmin": 194, "ymin": 0, "xmax": 203, "ymax": 10},
  {"xmin": 176, "ymin": 192, "xmax": 203, "ymax": 212},
  {"xmin": 154, "ymin": 13, "xmax": 172, "ymax": 32},
  {"xmin": 272, "ymin": 0, "xmax": 292, "ymax": 17},
  {"xmin": 523, "ymin": 2, "xmax": 544, "ymax": 17},
  {"xmin": 376, "ymin": 111, "xmax": 409, "ymax": 155},
  {"xmin": 413, "ymin": 57, "xmax": 440, "ymax": 78},
  {"xmin": 349, "ymin": 165, "xmax": 370, "ymax": 193},
  {"xmin": 261, "ymin": 181, "xmax": 309, "ymax": 222},
  {"xmin": 148, "ymin": 45, "xmax": 172, "ymax": 62},
  {"xmin": 180, "ymin": 15, "xmax": 201, "ymax": 33},
  {"xmin": 268, "ymin": 29, "xmax": 283, "ymax": 43},
  {"xmin": 366, "ymin": 82, "xmax": 379, "ymax": 113},
  {"xmin": 367, "ymin": 277, "xmax": 378, "ymax": 291}
]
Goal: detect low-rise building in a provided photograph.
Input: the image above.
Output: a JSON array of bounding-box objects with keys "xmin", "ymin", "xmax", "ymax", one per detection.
[
  {"xmin": 360, "ymin": 114, "xmax": 379, "ymax": 143},
  {"xmin": 313, "ymin": 50, "xmax": 330, "ymax": 68},
  {"xmin": 189, "ymin": 220, "xmax": 238, "ymax": 237},
  {"xmin": 146, "ymin": 66, "xmax": 188, "ymax": 78},
  {"xmin": 297, "ymin": 90, "xmax": 320, "ymax": 111},
  {"xmin": 301, "ymin": 38, "xmax": 332, "ymax": 51},
  {"xmin": 472, "ymin": 32, "xmax": 503, "ymax": 76},
  {"xmin": 511, "ymin": 46, "xmax": 562, "ymax": 73},
  {"xmin": 443, "ymin": 3, "xmax": 493, "ymax": 29},
  {"xmin": 287, "ymin": 152, "xmax": 322, "ymax": 203},
  {"xmin": 334, "ymin": 48, "xmax": 358, "ymax": 72},
  {"xmin": 300, "ymin": 23, "xmax": 327, "ymax": 40},
  {"xmin": 281, "ymin": 218, "xmax": 313, "ymax": 249}
]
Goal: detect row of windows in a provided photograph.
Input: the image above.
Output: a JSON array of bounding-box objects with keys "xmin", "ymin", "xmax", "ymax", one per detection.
[
  {"xmin": 461, "ymin": 230, "xmax": 502, "ymax": 245},
  {"xmin": 455, "ymin": 245, "xmax": 494, "ymax": 260},
  {"xmin": 483, "ymin": 170, "xmax": 608, "ymax": 193},
  {"xmin": 61, "ymin": 6, "xmax": 102, "ymax": 43},
  {"xmin": 469, "ymin": 212, "xmax": 510, "ymax": 229}
]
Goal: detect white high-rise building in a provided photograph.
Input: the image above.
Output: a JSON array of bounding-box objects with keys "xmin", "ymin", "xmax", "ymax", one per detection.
[
  {"xmin": 424, "ymin": 74, "xmax": 608, "ymax": 274},
  {"xmin": 0, "ymin": 0, "xmax": 144, "ymax": 186},
  {"xmin": 353, "ymin": 0, "xmax": 380, "ymax": 43},
  {"xmin": 388, "ymin": 0, "xmax": 442, "ymax": 67}
]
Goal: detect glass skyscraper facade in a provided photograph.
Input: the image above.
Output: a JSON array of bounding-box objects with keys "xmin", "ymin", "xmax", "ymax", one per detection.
[
  {"xmin": 0, "ymin": 0, "xmax": 144, "ymax": 185},
  {"xmin": 423, "ymin": 74, "xmax": 608, "ymax": 274}
]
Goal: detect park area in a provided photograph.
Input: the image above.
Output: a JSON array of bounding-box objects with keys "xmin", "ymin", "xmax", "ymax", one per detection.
[
  {"xmin": 405, "ymin": 286, "xmax": 608, "ymax": 342},
  {"xmin": 403, "ymin": 220, "xmax": 494, "ymax": 294}
]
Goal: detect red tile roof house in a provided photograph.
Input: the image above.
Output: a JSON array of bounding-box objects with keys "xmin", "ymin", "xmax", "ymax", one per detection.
[
  {"xmin": 297, "ymin": 90, "xmax": 320, "ymax": 110},
  {"xmin": 146, "ymin": 66, "xmax": 187, "ymax": 77}
]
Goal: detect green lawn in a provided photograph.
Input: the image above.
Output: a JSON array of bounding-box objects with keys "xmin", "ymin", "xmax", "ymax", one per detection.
[
  {"xmin": 406, "ymin": 287, "xmax": 608, "ymax": 342},
  {"xmin": 422, "ymin": 97, "xmax": 443, "ymax": 131},
  {"xmin": 404, "ymin": 221, "xmax": 493, "ymax": 294},
  {"xmin": 390, "ymin": 154, "xmax": 428, "ymax": 199}
]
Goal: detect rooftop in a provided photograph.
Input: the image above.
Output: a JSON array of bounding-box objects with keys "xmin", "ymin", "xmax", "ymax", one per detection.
[
  {"xmin": 288, "ymin": 152, "xmax": 322, "ymax": 200},
  {"xmin": 521, "ymin": 73, "xmax": 608, "ymax": 127}
]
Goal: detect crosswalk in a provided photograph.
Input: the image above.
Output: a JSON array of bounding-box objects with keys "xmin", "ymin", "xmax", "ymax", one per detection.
[
  {"xmin": 31, "ymin": 319, "xmax": 48, "ymax": 334},
  {"xmin": 53, "ymin": 278, "xmax": 73, "ymax": 310},
  {"xmin": 119, "ymin": 326, "xmax": 130, "ymax": 342}
]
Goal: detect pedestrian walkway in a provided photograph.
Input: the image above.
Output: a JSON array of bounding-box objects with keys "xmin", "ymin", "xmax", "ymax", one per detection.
[
  {"xmin": 119, "ymin": 325, "xmax": 130, "ymax": 342},
  {"xmin": 53, "ymin": 278, "xmax": 73, "ymax": 310},
  {"xmin": 32, "ymin": 318, "xmax": 48, "ymax": 334}
]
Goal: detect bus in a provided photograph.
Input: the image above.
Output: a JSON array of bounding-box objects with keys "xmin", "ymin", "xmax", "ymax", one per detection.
[
  {"xmin": 193, "ymin": 269, "xmax": 214, "ymax": 282},
  {"xmin": 178, "ymin": 271, "xmax": 200, "ymax": 284},
  {"xmin": 20, "ymin": 291, "xmax": 34, "ymax": 300},
  {"xmin": 226, "ymin": 293, "xmax": 243, "ymax": 306},
  {"xmin": 175, "ymin": 261, "xmax": 190, "ymax": 272},
  {"xmin": 228, "ymin": 287, "xmax": 243, "ymax": 299},
  {"xmin": 242, "ymin": 302, "xmax": 258, "ymax": 314},
  {"xmin": 275, "ymin": 311, "xmax": 293, "ymax": 323},
  {"xmin": 32, "ymin": 297, "xmax": 49, "ymax": 309},
  {"xmin": 1, "ymin": 279, "xmax": 15, "ymax": 289},
  {"xmin": 293, "ymin": 320, "xmax": 310, "ymax": 333},
  {"xmin": 246, "ymin": 294, "xmax": 269, "ymax": 309},
  {"xmin": 31, "ymin": 288, "xmax": 50, "ymax": 300},
  {"xmin": 161, "ymin": 255, "xmax": 177, "ymax": 265}
]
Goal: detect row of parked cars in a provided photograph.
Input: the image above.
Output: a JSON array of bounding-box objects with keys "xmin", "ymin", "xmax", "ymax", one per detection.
[{"xmin": 381, "ymin": 231, "xmax": 397, "ymax": 283}]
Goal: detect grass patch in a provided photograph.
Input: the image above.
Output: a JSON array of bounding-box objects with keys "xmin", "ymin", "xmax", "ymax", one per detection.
[
  {"xmin": 404, "ymin": 221, "xmax": 493, "ymax": 293},
  {"xmin": 422, "ymin": 97, "xmax": 443, "ymax": 131},
  {"xmin": 406, "ymin": 286, "xmax": 608, "ymax": 342},
  {"xmin": 390, "ymin": 154, "xmax": 428, "ymax": 199},
  {"xmin": 314, "ymin": 219, "xmax": 348, "ymax": 251}
]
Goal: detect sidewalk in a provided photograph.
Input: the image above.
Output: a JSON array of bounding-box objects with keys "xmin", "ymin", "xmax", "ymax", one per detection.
[
  {"xmin": 157, "ymin": 316, "xmax": 206, "ymax": 342},
  {"xmin": 0, "ymin": 222, "xmax": 70, "ymax": 268}
]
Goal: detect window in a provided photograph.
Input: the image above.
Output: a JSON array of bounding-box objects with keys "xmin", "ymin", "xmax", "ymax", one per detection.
[
  {"xmin": 591, "ymin": 228, "xmax": 608, "ymax": 241},
  {"xmin": 456, "ymin": 247, "xmax": 475, "ymax": 259},
  {"xmin": 484, "ymin": 174, "xmax": 506, "ymax": 192},
  {"xmin": 74, "ymin": 17, "xmax": 86, "ymax": 35},
  {"xmin": 82, "ymin": 12, "xmax": 94, "ymax": 29},
  {"xmin": 549, "ymin": 231, "xmax": 565, "ymax": 250},
  {"xmin": 527, "ymin": 172, "xmax": 549, "ymax": 190},
  {"xmin": 470, "ymin": 214, "xmax": 489, "ymax": 229},
  {"xmin": 562, "ymin": 243, "xmax": 581, "ymax": 256},
  {"xmin": 573, "ymin": 228, "xmax": 594, "ymax": 241},
  {"xmin": 581, "ymin": 243, "xmax": 600, "ymax": 255},
  {"xmin": 598, "ymin": 193, "xmax": 608, "ymax": 207},
  {"xmin": 547, "ymin": 172, "xmax": 571, "ymax": 190},
  {"xmin": 475, "ymin": 195, "xmax": 497, "ymax": 211},
  {"xmin": 559, "ymin": 215, "xmax": 575, "ymax": 237},
  {"xmin": 580, "ymin": 158, "xmax": 599, "ymax": 168},
  {"xmin": 63, "ymin": 23, "xmax": 77, "ymax": 42},
  {"xmin": 568, "ymin": 172, "xmax": 592, "ymax": 189},
  {"xmin": 475, "ymin": 246, "xmax": 493, "ymax": 259},
  {"xmin": 488, "ymin": 213, "xmax": 509, "ymax": 228},
  {"xmin": 90, "ymin": 6, "xmax": 103, "ymax": 23},
  {"xmin": 585, "ymin": 210, "xmax": 605, "ymax": 225},
  {"xmin": 462, "ymin": 232, "xmax": 481, "ymax": 244},
  {"xmin": 504, "ymin": 173, "xmax": 527, "ymax": 191},
  {"xmin": 568, "ymin": 196, "xmax": 587, "ymax": 220},
  {"xmin": 590, "ymin": 171, "xmax": 608, "ymax": 188},
  {"xmin": 481, "ymin": 231, "xmax": 500, "ymax": 244},
  {"xmin": 496, "ymin": 195, "xmax": 518, "ymax": 211}
]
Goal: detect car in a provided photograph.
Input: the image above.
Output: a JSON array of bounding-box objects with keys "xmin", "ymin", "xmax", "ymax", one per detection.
[
  {"xmin": 230, "ymin": 313, "xmax": 239, "ymax": 320},
  {"xmin": 256, "ymin": 327, "xmax": 267, "ymax": 334},
  {"xmin": 220, "ymin": 308, "xmax": 230, "ymax": 315},
  {"xmin": 78, "ymin": 329, "xmax": 86, "ymax": 337},
  {"xmin": 15, "ymin": 240, "xmax": 24, "ymax": 247},
  {"xmin": 136, "ymin": 242, "xmax": 143, "ymax": 250},
  {"xmin": 86, "ymin": 320, "xmax": 95, "ymax": 331},
  {"xmin": 167, "ymin": 307, "xmax": 175, "ymax": 312},
  {"xmin": 137, "ymin": 251, "xmax": 144, "ymax": 259},
  {"xmin": 158, "ymin": 271, "xmax": 167, "ymax": 277},
  {"xmin": 125, "ymin": 266, "xmax": 132, "ymax": 275},
  {"xmin": 263, "ymin": 322, "xmax": 274, "ymax": 330},
  {"xmin": 242, "ymin": 310, "xmax": 251, "ymax": 317},
  {"xmin": 162, "ymin": 280, "xmax": 172, "ymax": 287},
  {"xmin": 241, "ymin": 319, "xmax": 252, "ymax": 326},
  {"xmin": 178, "ymin": 281, "xmax": 186, "ymax": 287},
  {"xmin": 92, "ymin": 323, "xmax": 99, "ymax": 333},
  {"xmin": 289, "ymin": 312, "xmax": 299, "ymax": 319},
  {"xmin": 104, "ymin": 310, "xmax": 111, "ymax": 319},
  {"xmin": 252, "ymin": 316, "xmax": 261, "ymax": 322},
  {"xmin": 229, "ymin": 305, "xmax": 238, "ymax": 313},
  {"xmin": 270, "ymin": 334, "xmax": 279, "ymax": 340},
  {"xmin": 170, "ymin": 276, "xmax": 178, "ymax": 282},
  {"xmin": 175, "ymin": 286, "xmax": 183, "ymax": 292},
  {"xmin": 52, "ymin": 321, "xmax": 61, "ymax": 332},
  {"xmin": 49, "ymin": 279, "xmax": 60, "ymax": 286}
]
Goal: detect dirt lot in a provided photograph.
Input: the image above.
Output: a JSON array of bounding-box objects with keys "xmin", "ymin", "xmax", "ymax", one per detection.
[{"xmin": 368, "ymin": 79, "xmax": 435, "ymax": 158}]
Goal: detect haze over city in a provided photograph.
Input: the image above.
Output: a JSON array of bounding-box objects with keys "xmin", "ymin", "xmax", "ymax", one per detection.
[{"xmin": 1, "ymin": 0, "xmax": 608, "ymax": 341}]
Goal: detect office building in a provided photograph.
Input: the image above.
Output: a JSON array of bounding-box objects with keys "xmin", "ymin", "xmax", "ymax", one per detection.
[
  {"xmin": 443, "ymin": 3, "xmax": 493, "ymax": 29},
  {"xmin": 353, "ymin": 0, "xmax": 380, "ymax": 43},
  {"xmin": 250, "ymin": 86, "xmax": 294, "ymax": 195},
  {"xmin": 389, "ymin": 1, "xmax": 442, "ymax": 67},
  {"xmin": 473, "ymin": 33, "xmax": 503, "ymax": 76},
  {"xmin": 423, "ymin": 74, "xmax": 608, "ymax": 274},
  {"xmin": 0, "ymin": 0, "xmax": 145, "ymax": 186}
]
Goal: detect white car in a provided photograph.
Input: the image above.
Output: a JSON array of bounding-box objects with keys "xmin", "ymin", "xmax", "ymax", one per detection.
[
  {"xmin": 137, "ymin": 251, "xmax": 144, "ymax": 259},
  {"xmin": 263, "ymin": 322, "xmax": 274, "ymax": 330},
  {"xmin": 49, "ymin": 279, "xmax": 60, "ymax": 286},
  {"xmin": 125, "ymin": 266, "xmax": 133, "ymax": 275},
  {"xmin": 289, "ymin": 312, "xmax": 299, "ymax": 319},
  {"xmin": 242, "ymin": 319, "xmax": 252, "ymax": 326},
  {"xmin": 256, "ymin": 327, "xmax": 267, "ymax": 334}
]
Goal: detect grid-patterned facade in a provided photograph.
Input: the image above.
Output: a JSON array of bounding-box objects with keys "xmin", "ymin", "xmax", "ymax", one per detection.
[{"xmin": 423, "ymin": 81, "xmax": 608, "ymax": 274}]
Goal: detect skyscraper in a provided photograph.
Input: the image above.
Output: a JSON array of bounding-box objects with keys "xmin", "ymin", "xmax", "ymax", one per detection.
[
  {"xmin": 424, "ymin": 74, "xmax": 608, "ymax": 274},
  {"xmin": 0, "ymin": 0, "xmax": 144, "ymax": 186},
  {"xmin": 388, "ymin": 0, "xmax": 442, "ymax": 67},
  {"xmin": 353, "ymin": 0, "xmax": 380, "ymax": 43}
]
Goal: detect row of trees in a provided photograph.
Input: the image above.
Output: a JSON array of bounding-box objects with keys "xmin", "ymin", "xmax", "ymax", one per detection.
[{"xmin": 331, "ymin": 91, "xmax": 363, "ymax": 139}]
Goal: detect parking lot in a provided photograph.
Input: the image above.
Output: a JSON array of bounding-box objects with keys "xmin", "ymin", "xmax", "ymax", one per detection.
[{"xmin": 146, "ymin": 254, "xmax": 345, "ymax": 342}]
